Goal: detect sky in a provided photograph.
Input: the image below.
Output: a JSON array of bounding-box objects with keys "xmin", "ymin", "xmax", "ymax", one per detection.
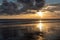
[
  {"xmin": 0, "ymin": 0, "xmax": 60, "ymax": 4},
  {"xmin": 46, "ymin": 0, "xmax": 60, "ymax": 4},
  {"xmin": 0, "ymin": 0, "xmax": 60, "ymax": 19}
]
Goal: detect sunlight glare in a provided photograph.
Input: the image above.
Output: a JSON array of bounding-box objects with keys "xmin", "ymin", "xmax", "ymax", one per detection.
[
  {"xmin": 37, "ymin": 11, "xmax": 43, "ymax": 17},
  {"xmin": 37, "ymin": 21, "xmax": 43, "ymax": 31}
]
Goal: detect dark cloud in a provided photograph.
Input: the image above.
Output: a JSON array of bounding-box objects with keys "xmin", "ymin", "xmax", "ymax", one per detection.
[
  {"xmin": 0, "ymin": 0, "xmax": 45, "ymax": 15},
  {"xmin": 42, "ymin": 3, "xmax": 60, "ymax": 12}
]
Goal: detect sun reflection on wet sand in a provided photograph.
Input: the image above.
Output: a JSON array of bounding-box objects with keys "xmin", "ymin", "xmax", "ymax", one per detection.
[
  {"xmin": 37, "ymin": 20, "xmax": 43, "ymax": 31},
  {"xmin": 37, "ymin": 20, "xmax": 50, "ymax": 40},
  {"xmin": 37, "ymin": 20, "xmax": 51, "ymax": 33}
]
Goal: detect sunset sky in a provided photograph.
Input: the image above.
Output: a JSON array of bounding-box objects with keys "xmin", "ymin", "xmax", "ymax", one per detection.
[{"xmin": 0, "ymin": 0, "xmax": 60, "ymax": 19}]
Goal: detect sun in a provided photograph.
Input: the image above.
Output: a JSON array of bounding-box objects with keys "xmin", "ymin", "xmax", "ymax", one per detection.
[{"xmin": 36, "ymin": 11, "xmax": 43, "ymax": 17}]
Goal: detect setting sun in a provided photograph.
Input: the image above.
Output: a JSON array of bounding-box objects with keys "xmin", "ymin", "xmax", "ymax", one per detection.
[{"xmin": 37, "ymin": 11, "xmax": 44, "ymax": 17}]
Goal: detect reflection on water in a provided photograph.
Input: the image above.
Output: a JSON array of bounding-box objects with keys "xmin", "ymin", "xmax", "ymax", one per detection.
[
  {"xmin": 39, "ymin": 19, "xmax": 60, "ymax": 40},
  {"xmin": 0, "ymin": 19, "xmax": 60, "ymax": 40},
  {"xmin": 37, "ymin": 20, "xmax": 44, "ymax": 32}
]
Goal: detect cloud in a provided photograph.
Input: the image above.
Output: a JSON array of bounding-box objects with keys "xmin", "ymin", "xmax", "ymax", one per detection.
[
  {"xmin": 42, "ymin": 3, "xmax": 60, "ymax": 11},
  {"xmin": 40, "ymin": 3, "xmax": 60, "ymax": 19}
]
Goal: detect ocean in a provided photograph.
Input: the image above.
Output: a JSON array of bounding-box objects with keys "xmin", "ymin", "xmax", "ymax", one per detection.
[{"xmin": 0, "ymin": 19, "xmax": 60, "ymax": 40}]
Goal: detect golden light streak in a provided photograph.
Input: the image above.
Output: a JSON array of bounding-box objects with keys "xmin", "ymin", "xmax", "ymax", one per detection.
[{"xmin": 37, "ymin": 21, "xmax": 43, "ymax": 31}]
